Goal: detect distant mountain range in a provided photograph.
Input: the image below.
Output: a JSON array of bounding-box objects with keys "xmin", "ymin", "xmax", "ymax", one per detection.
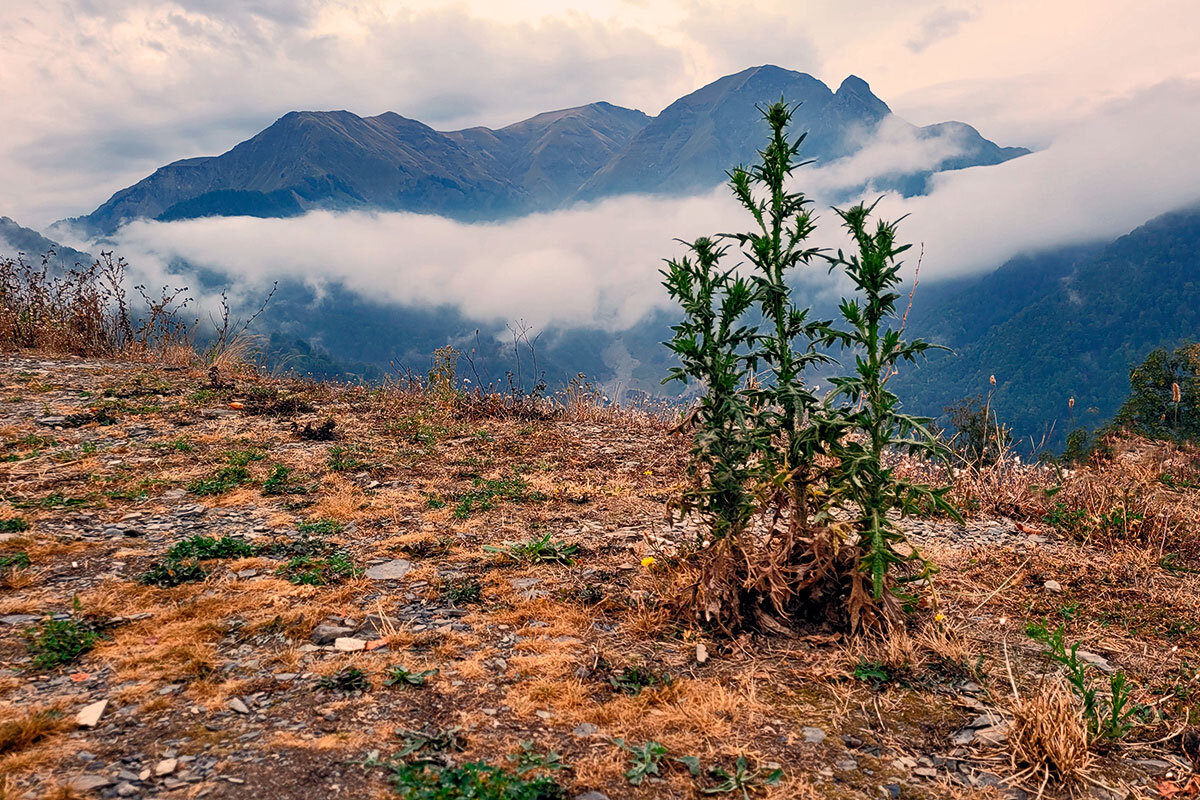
[{"xmin": 63, "ymin": 65, "xmax": 1026, "ymax": 235}]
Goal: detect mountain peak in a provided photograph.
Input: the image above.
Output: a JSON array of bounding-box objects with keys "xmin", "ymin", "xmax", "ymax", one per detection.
[{"xmin": 834, "ymin": 75, "xmax": 891, "ymax": 117}]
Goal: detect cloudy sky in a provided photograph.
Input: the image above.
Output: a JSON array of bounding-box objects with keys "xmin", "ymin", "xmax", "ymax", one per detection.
[
  {"xmin": 1, "ymin": 0, "xmax": 1199, "ymax": 330},
  {"xmin": 3, "ymin": 0, "xmax": 1197, "ymax": 227}
]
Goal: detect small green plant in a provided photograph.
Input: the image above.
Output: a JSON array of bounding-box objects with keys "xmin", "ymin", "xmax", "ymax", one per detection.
[
  {"xmin": 188, "ymin": 465, "xmax": 251, "ymax": 495},
  {"xmin": 384, "ymin": 665, "xmax": 438, "ymax": 687},
  {"xmin": 225, "ymin": 448, "xmax": 267, "ymax": 466},
  {"xmin": 262, "ymin": 464, "xmax": 309, "ymax": 495},
  {"xmin": 851, "ymin": 660, "xmax": 891, "ymax": 686},
  {"xmin": 298, "ymin": 518, "xmax": 344, "ymax": 536},
  {"xmin": 139, "ymin": 557, "xmax": 208, "ymax": 587},
  {"xmin": 507, "ymin": 741, "xmax": 565, "ymax": 776},
  {"xmin": 1026, "ymin": 621, "xmax": 1139, "ymax": 740},
  {"xmin": 0, "ymin": 517, "xmax": 29, "ymax": 532},
  {"xmin": 277, "ymin": 552, "xmax": 360, "ymax": 585},
  {"xmin": 167, "ymin": 535, "xmax": 255, "ymax": 561},
  {"xmin": 393, "ymin": 726, "xmax": 467, "ymax": 759},
  {"xmin": 0, "ymin": 551, "xmax": 31, "ymax": 571},
  {"xmin": 328, "ymin": 445, "xmax": 369, "ymax": 472},
  {"xmin": 425, "ymin": 494, "xmax": 447, "ymax": 509},
  {"xmin": 482, "ymin": 533, "xmax": 577, "ymax": 565},
  {"xmin": 388, "ymin": 761, "xmax": 564, "ymax": 800},
  {"xmin": 26, "ymin": 617, "xmax": 102, "ymax": 670},
  {"xmin": 609, "ymin": 666, "xmax": 671, "ymax": 695},
  {"xmin": 453, "ymin": 476, "xmax": 533, "ymax": 519},
  {"xmin": 317, "ymin": 667, "xmax": 370, "ymax": 693},
  {"xmin": 614, "ymin": 739, "xmax": 668, "ymax": 785},
  {"xmin": 702, "ymin": 756, "xmax": 783, "ymax": 798},
  {"xmin": 441, "ymin": 576, "xmax": 483, "ymax": 604},
  {"xmin": 1043, "ymin": 502, "xmax": 1088, "ymax": 536}
]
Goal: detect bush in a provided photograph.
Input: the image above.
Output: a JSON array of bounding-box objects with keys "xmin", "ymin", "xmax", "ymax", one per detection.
[{"xmin": 1113, "ymin": 343, "xmax": 1200, "ymax": 442}]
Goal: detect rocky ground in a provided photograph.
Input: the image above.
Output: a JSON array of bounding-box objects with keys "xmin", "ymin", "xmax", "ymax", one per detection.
[{"xmin": 0, "ymin": 355, "xmax": 1195, "ymax": 799}]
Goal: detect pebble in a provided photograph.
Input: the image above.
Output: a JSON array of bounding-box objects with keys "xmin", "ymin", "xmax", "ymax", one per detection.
[
  {"xmin": 803, "ymin": 726, "xmax": 826, "ymax": 744},
  {"xmin": 76, "ymin": 699, "xmax": 108, "ymax": 728},
  {"xmin": 574, "ymin": 793, "xmax": 610, "ymax": 800},
  {"xmin": 364, "ymin": 559, "xmax": 412, "ymax": 580},
  {"xmin": 228, "ymin": 697, "xmax": 250, "ymax": 714},
  {"xmin": 311, "ymin": 624, "xmax": 354, "ymax": 644},
  {"xmin": 334, "ymin": 637, "xmax": 367, "ymax": 652},
  {"xmin": 156, "ymin": 757, "xmax": 178, "ymax": 776},
  {"xmin": 1044, "ymin": 579, "xmax": 1063, "ymax": 593},
  {"xmin": 67, "ymin": 774, "xmax": 113, "ymax": 792},
  {"xmin": 695, "ymin": 643, "xmax": 709, "ymax": 664}
]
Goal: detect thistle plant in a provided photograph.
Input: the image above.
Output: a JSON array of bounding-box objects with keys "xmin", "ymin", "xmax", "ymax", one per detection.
[
  {"xmin": 660, "ymin": 101, "xmax": 956, "ymax": 633},
  {"xmin": 725, "ymin": 101, "xmax": 842, "ymax": 533},
  {"xmin": 826, "ymin": 201, "xmax": 959, "ymax": 626},
  {"xmin": 662, "ymin": 236, "xmax": 760, "ymax": 544}
]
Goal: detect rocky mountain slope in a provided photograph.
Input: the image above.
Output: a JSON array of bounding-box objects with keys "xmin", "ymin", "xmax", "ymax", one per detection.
[{"xmin": 0, "ymin": 355, "xmax": 1195, "ymax": 799}]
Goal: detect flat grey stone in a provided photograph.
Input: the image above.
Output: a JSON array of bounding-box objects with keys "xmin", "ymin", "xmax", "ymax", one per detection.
[
  {"xmin": 67, "ymin": 774, "xmax": 113, "ymax": 792},
  {"xmin": 574, "ymin": 793, "xmax": 610, "ymax": 800},
  {"xmin": 227, "ymin": 697, "xmax": 250, "ymax": 714},
  {"xmin": 76, "ymin": 699, "xmax": 108, "ymax": 728},
  {"xmin": 1, "ymin": 614, "xmax": 39, "ymax": 625},
  {"xmin": 365, "ymin": 559, "xmax": 412, "ymax": 580},
  {"xmin": 573, "ymin": 723, "xmax": 598, "ymax": 737},
  {"xmin": 802, "ymin": 726, "xmax": 826, "ymax": 743},
  {"xmin": 310, "ymin": 623, "xmax": 353, "ymax": 644}
]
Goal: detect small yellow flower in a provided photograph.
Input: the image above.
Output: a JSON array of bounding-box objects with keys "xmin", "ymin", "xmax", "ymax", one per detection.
[
  {"xmin": 641, "ymin": 556, "xmax": 656, "ymax": 568},
  {"xmin": 643, "ymin": 469, "xmax": 653, "ymax": 475},
  {"xmin": 934, "ymin": 612, "xmax": 945, "ymax": 622}
]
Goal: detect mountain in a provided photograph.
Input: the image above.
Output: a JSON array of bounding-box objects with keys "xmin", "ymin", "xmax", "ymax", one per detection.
[
  {"xmin": 65, "ymin": 66, "xmax": 1025, "ymax": 235},
  {"xmin": 576, "ymin": 67, "xmax": 1025, "ymax": 200},
  {"xmin": 896, "ymin": 207, "xmax": 1200, "ymax": 449},
  {"xmin": 0, "ymin": 216, "xmax": 93, "ymax": 267}
]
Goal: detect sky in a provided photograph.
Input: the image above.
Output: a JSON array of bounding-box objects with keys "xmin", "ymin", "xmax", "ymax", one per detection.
[
  {"xmin": 2, "ymin": 0, "xmax": 1199, "ymax": 331},
  {"xmin": 2, "ymin": 0, "xmax": 1198, "ymax": 227}
]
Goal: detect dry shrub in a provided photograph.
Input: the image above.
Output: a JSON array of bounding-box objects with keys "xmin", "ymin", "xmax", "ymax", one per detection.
[
  {"xmin": 1006, "ymin": 676, "xmax": 1091, "ymax": 789},
  {"xmin": 0, "ymin": 709, "xmax": 67, "ymax": 757},
  {"xmin": 0, "ymin": 251, "xmax": 192, "ymax": 359}
]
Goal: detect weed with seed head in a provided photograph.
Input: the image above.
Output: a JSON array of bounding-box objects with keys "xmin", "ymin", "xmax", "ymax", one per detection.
[{"xmin": 482, "ymin": 533, "xmax": 577, "ymax": 565}]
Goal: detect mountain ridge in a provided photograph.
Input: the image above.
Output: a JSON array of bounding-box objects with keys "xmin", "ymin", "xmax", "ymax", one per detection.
[{"xmin": 62, "ymin": 65, "xmax": 1026, "ymax": 235}]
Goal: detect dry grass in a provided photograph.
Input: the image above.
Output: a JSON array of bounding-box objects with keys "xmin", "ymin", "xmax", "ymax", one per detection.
[{"xmin": 1006, "ymin": 676, "xmax": 1092, "ymax": 790}]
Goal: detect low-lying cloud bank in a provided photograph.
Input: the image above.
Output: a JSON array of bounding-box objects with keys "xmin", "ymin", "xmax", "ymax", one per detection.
[{"xmin": 105, "ymin": 79, "xmax": 1200, "ymax": 333}]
